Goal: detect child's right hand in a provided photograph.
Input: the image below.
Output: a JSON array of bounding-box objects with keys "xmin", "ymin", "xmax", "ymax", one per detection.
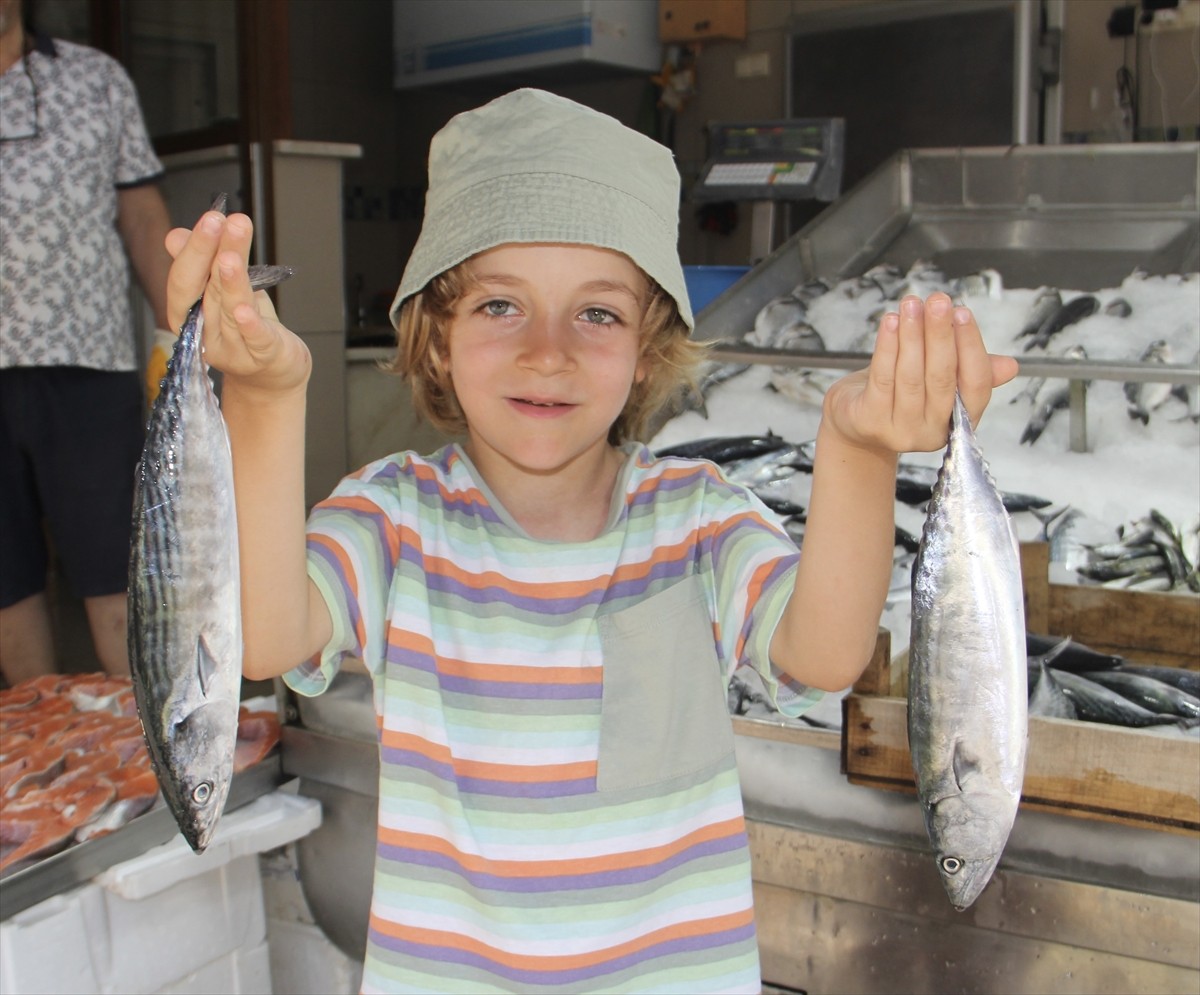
[{"xmin": 164, "ymin": 208, "xmax": 311, "ymax": 398}]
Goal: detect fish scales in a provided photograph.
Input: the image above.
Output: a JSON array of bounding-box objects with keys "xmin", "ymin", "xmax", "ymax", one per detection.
[
  {"xmin": 908, "ymin": 394, "xmax": 1027, "ymax": 911},
  {"xmin": 128, "ymin": 249, "xmax": 292, "ymax": 853}
]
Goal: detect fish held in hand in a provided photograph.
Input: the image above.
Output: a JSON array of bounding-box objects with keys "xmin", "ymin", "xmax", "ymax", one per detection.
[
  {"xmin": 908, "ymin": 394, "xmax": 1027, "ymax": 911},
  {"xmin": 128, "ymin": 242, "xmax": 292, "ymax": 853}
]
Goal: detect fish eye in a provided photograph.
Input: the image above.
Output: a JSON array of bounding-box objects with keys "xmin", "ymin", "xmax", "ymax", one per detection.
[
  {"xmin": 192, "ymin": 781, "xmax": 213, "ymax": 804},
  {"xmin": 940, "ymin": 856, "xmax": 963, "ymax": 875}
]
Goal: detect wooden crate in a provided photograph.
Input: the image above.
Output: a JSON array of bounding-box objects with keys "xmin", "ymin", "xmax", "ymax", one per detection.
[{"xmin": 842, "ymin": 543, "xmax": 1200, "ymax": 835}]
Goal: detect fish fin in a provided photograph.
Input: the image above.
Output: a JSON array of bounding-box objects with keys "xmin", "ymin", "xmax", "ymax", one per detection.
[
  {"xmin": 196, "ymin": 634, "xmax": 220, "ymax": 697},
  {"xmin": 1033, "ymin": 635, "xmax": 1075, "ymax": 668},
  {"xmin": 951, "ymin": 740, "xmax": 984, "ymax": 791}
]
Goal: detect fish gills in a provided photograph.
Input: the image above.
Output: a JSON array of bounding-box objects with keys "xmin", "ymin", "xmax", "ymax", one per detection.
[{"xmin": 908, "ymin": 394, "xmax": 1028, "ymax": 910}]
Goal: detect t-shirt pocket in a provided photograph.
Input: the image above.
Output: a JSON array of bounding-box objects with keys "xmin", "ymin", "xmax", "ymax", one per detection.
[{"xmin": 595, "ymin": 575, "xmax": 735, "ymax": 792}]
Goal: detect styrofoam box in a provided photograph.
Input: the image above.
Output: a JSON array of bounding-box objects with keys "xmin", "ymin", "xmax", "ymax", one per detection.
[{"xmin": 0, "ymin": 791, "xmax": 320, "ymax": 995}]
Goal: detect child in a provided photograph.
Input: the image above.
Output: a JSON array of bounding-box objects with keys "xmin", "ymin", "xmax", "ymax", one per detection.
[{"xmin": 165, "ymin": 89, "xmax": 1016, "ymax": 994}]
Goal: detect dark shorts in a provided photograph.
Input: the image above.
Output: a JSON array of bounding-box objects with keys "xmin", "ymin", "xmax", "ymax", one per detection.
[{"xmin": 0, "ymin": 367, "xmax": 145, "ymax": 607}]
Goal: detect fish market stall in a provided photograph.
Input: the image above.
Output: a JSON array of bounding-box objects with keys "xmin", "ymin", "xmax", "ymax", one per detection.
[
  {"xmin": 269, "ymin": 143, "xmax": 1200, "ymax": 994},
  {"xmin": 661, "ymin": 142, "xmax": 1200, "ymax": 993}
]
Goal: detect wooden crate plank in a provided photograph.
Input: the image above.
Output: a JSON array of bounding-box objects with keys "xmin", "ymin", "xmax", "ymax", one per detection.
[
  {"xmin": 1047, "ymin": 583, "xmax": 1200, "ymax": 668},
  {"xmin": 843, "ymin": 693, "xmax": 1200, "ymax": 833},
  {"xmin": 1022, "ymin": 541, "xmax": 1051, "ymax": 634}
]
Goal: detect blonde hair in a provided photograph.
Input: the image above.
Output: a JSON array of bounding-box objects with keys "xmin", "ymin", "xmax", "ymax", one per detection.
[{"xmin": 387, "ymin": 260, "xmax": 707, "ymax": 445}]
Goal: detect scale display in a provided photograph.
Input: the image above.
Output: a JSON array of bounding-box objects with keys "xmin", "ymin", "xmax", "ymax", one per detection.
[{"xmin": 694, "ymin": 118, "xmax": 845, "ymax": 203}]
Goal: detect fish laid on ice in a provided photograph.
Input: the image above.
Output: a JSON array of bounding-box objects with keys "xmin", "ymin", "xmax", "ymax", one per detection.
[
  {"xmin": 1018, "ymin": 345, "xmax": 1089, "ymax": 445},
  {"xmin": 908, "ymin": 394, "xmax": 1027, "ymax": 910},
  {"xmin": 128, "ymin": 202, "xmax": 292, "ymax": 854},
  {"xmin": 1014, "ymin": 287, "xmax": 1062, "ymax": 343},
  {"xmin": 1124, "ymin": 339, "xmax": 1174, "ymax": 424},
  {"xmin": 950, "ymin": 268, "xmax": 1002, "ymax": 301},
  {"xmin": 767, "ymin": 367, "xmax": 838, "ymax": 408},
  {"xmin": 654, "ymin": 433, "xmax": 792, "ymax": 465},
  {"xmin": 749, "ymin": 295, "xmax": 807, "ymax": 346},
  {"xmin": 1169, "ymin": 349, "xmax": 1199, "ymax": 422},
  {"xmin": 1022, "ymin": 294, "xmax": 1099, "ymax": 352}
]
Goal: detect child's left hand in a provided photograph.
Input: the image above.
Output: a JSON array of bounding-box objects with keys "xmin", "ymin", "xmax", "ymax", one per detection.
[{"xmin": 823, "ymin": 292, "xmax": 1019, "ymax": 454}]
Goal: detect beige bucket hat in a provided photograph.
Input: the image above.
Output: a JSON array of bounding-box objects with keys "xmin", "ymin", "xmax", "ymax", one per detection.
[{"xmin": 389, "ymin": 88, "xmax": 693, "ymax": 330}]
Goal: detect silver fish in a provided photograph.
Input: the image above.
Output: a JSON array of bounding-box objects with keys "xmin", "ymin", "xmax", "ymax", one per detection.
[
  {"xmin": 749, "ymin": 295, "xmax": 807, "ymax": 346},
  {"xmin": 908, "ymin": 394, "xmax": 1027, "ymax": 910},
  {"xmin": 128, "ymin": 220, "xmax": 292, "ymax": 853},
  {"xmin": 1014, "ymin": 287, "xmax": 1062, "ymax": 342},
  {"xmin": 1022, "ymin": 294, "xmax": 1098, "ymax": 352},
  {"xmin": 1124, "ymin": 340, "xmax": 1173, "ymax": 424},
  {"xmin": 1081, "ymin": 671, "xmax": 1200, "ymax": 719},
  {"xmin": 1049, "ymin": 669, "xmax": 1187, "ymax": 728}
]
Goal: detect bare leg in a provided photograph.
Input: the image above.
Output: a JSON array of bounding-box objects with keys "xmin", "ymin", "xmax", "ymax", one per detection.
[
  {"xmin": 84, "ymin": 592, "xmax": 131, "ymax": 677},
  {"xmin": 0, "ymin": 591, "xmax": 57, "ymax": 685}
]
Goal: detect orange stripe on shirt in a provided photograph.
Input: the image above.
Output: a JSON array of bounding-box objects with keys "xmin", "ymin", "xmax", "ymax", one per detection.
[
  {"xmin": 377, "ymin": 817, "xmax": 746, "ymax": 878},
  {"xmin": 368, "ymin": 907, "xmax": 755, "ymax": 970}
]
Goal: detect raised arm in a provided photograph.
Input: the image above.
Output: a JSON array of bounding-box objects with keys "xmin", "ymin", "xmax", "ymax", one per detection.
[
  {"xmin": 770, "ymin": 292, "xmax": 1018, "ymax": 691},
  {"xmin": 165, "ymin": 210, "xmax": 332, "ymax": 679}
]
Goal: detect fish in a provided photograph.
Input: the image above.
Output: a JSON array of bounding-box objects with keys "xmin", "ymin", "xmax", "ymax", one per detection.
[
  {"xmin": 893, "ymin": 459, "xmax": 1049, "ymax": 514},
  {"xmin": 749, "ymin": 295, "xmax": 808, "ymax": 346},
  {"xmin": 1119, "ymin": 664, "xmax": 1200, "ymax": 699},
  {"xmin": 654, "ymin": 433, "xmax": 792, "ymax": 465},
  {"xmin": 908, "ymin": 393, "xmax": 1027, "ymax": 910},
  {"xmin": 722, "ymin": 446, "xmax": 805, "ymax": 489},
  {"xmin": 128, "ymin": 205, "xmax": 292, "ymax": 854},
  {"xmin": 1025, "ymin": 633, "xmax": 1125, "ymax": 673},
  {"xmin": 1080, "ymin": 670, "xmax": 1200, "ymax": 719},
  {"xmin": 771, "ymin": 320, "xmax": 826, "ymax": 353},
  {"xmin": 1027, "ymin": 653, "xmax": 1078, "ymax": 720},
  {"xmin": 1124, "ymin": 340, "xmax": 1173, "ymax": 424},
  {"xmin": 1048, "ymin": 669, "xmax": 1190, "ymax": 728},
  {"xmin": 848, "ymin": 263, "xmax": 908, "ymax": 301},
  {"xmin": 950, "ymin": 269, "xmax": 1003, "ymax": 301},
  {"xmin": 1014, "ymin": 287, "xmax": 1063, "ymax": 342},
  {"xmin": 766, "ymin": 367, "xmax": 838, "ymax": 407},
  {"xmin": 1169, "ymin": 349, "xmax": 1199, "ymax": 422},
  {"xmin": 1022, "ymin": 294, "xmax": 1099, "ymax": 352},
  {"xmin": 1077, "ymin": 508, "xmax": 1198, "ymax": 592},
  {"xmin": 1017, "ymin": 345, "xmax": 1089, "ymax": 445}
]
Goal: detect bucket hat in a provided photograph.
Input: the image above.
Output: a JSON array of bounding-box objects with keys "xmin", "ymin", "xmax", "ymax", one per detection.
[{"xmin": 389, "ymin": 88, "xmax": 693, "ymax": 330}]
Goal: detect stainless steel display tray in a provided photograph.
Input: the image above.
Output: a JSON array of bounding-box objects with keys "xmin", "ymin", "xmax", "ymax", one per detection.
[{"xmin": 694, "ymin": 142, "xmax": 1200, "ymax": 343}]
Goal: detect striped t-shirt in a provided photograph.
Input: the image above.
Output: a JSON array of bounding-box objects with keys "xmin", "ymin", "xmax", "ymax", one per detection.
[{"xmin": 289, "ymin": 443, "xmax": 818, "ymax": 993}]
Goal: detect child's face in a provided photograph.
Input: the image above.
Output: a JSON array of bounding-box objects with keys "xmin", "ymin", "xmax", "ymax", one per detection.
[{"xmin": 446, "ymin": 243, "xmax": 648, "ymax": 481}]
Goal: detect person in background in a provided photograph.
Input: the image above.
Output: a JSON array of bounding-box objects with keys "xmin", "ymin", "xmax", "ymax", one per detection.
[
  {"xmin": 0, "ymin": 0, "xmax": 173, "ymax": 684},
  {"xmin": 165, "ymin": 89, "xmax": 1017, "ymax": 993}
]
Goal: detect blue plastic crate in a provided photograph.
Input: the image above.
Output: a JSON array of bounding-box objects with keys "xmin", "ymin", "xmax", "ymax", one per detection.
[{"xmin": 683, "ymin": 265, "xmax": 750, "ymax": 313}]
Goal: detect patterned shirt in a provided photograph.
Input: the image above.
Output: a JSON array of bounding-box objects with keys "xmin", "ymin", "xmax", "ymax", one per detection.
[
  {"xmin": 290, "ymin": 443, "xmax": 818, "ymax": 993},
  {"xmin": 0, "ymin": 36, "xmax": 163, "ymax": 370}
]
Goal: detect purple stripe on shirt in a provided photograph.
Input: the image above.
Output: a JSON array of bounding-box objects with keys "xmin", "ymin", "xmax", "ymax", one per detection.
[
  {"xmin": 376, "ymin": 830, "xmax": 745, "ymax": 893},
  {"xmin": 365, "ymin": 919, "xmax": 756, "ymax": 987}
]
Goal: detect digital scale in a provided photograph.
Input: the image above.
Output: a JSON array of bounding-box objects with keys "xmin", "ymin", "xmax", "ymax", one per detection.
[{"xmin": 693, "ymin": 118, "xmax": 845, "ymax": 259}]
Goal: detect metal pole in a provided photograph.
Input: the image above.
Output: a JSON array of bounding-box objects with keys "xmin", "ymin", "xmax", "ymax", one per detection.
[
  {"xmin": 1068, "ymin": 378, "xmax": 1089, "ymax": 453},
  {"xmin": 1013, "ymin": 0, "xmax": 1040, "ymax": 144}
]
